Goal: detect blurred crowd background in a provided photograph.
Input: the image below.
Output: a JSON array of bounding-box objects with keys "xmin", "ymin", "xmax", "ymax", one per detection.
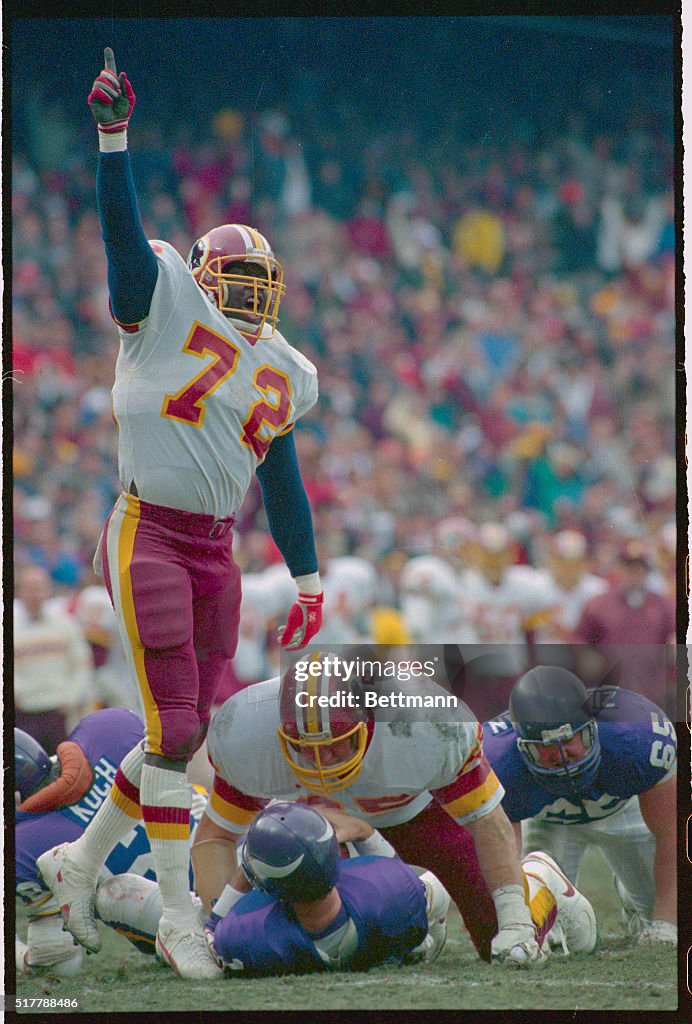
[{"xmin": 11, "ymin": 16, "xmax": 680, "ymax": 741}]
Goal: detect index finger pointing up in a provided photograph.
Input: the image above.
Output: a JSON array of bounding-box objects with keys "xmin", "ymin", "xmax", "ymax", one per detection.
[{"xmin": 104, "ymin": 47, "xmax": 117, "ymax": 72}]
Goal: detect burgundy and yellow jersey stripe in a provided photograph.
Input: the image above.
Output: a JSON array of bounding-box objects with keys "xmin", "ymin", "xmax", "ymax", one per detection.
[{"xmin": 209, "ymin": 773, "xmax": 267, "ymax": 834}]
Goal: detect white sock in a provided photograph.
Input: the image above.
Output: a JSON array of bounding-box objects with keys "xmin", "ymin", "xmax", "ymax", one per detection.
[
  {"xmin": 69, "ymin": 742, "xmax": 145, "ymax": 876},
  {"xmin": 140, "ymin": 762, "xmax": 198, "ymax": 927}
]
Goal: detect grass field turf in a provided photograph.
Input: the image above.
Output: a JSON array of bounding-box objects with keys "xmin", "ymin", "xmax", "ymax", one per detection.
[{"xmin": 13, "ymin": 847, "xmax": 678, "ymax": 1014}]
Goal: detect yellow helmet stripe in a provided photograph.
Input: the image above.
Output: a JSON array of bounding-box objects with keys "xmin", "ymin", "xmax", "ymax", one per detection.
[
  {"xmin": 246, "ymin": 226, "xmax": 265, "ymax": 250},
  {"xmin": 303, "ymin": 650, "xmax": 326, "ymax": 735},
  {"xmin": 234, "ymin": 225, "xmax": 255, "ymax": 252},
  {"xmin": 236, "ymin": 224, "xmax": 272, "ymax": 256}
]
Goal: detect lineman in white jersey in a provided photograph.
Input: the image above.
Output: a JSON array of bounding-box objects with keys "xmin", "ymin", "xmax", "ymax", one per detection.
[
  {"xmin": 454, "ymin": 523, "xmax": 556, "ymax": 720},
  {"xmin": 318, "ymin": 556, "xmax": 379, "ymax": 643},
  {"xmin": 532, "ymin": 530, "xmax": 608, "ymax": 644},
  {"xmin": 110, "ymin": 237, "xmax": 318, "ymax": 516},
  {"xmin": 191, "ymin": 652, "xmax": 598, "ymax": 966},
  {"xmin": 399, "ymin": 554, "xmax": 474, "ymax": 644}
]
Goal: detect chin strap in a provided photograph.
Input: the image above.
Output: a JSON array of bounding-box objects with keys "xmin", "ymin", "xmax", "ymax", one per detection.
[{"xmin": 18, "ymin": 742, "xmax": 94, "ymax": 813}]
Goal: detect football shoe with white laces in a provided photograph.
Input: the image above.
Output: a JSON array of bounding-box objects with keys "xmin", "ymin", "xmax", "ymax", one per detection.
[{"xmin": 155, "ymin": 916, "xmax": 224, "ymax": 980}]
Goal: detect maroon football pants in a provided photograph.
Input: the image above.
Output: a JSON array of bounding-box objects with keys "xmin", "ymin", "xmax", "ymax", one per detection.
[
  {"xmin": 101, "ymin": 494, "xmax": 241, "ymax": 761},
  {"xmin": 381, "ymin": 800, "xmax": 500, "ymax": 961}
]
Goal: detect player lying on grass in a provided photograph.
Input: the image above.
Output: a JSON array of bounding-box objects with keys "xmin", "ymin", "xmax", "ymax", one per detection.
[
  {"xmin": 14, "ymin": 715, "xmax": 206, "ymax": 976},
  {"xmin": 94, "ymin": 802, "xmax": 445, "ymax": 975},
  {"xmin": 483, "ymin": 666, "xmax": 677, "ymax": 946},
  {"xmin": 79, "ymin": 803, "xmax": 595, "ymax": 976}
]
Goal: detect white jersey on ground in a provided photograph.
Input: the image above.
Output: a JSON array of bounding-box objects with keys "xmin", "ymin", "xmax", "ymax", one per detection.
[{"xmin": 112, "ymin": 240, "xmax": 318, "ymax": 518}]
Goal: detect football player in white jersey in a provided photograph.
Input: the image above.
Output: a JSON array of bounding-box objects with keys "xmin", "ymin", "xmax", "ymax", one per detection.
[
  {"xmin": 318, "ymin": 556, "xmax": 379, "ymax": 643},
  {"xmin": 38, "ymin": 48, "xmax": 325, "ymax": 981},
  {"xmin": 189, "ymin": 652, "xmax": 599, "ymax": 967},
  {"xmin": 533, "ymin": 530, "xmax": 608, "ymax": 644},
  {"xmin": 455, "ymin": 522, "xmax": 557, "ymax": 719},
  {"xmin": 399, "ymin": 554, "xmax": 473, "ymax": 643}
]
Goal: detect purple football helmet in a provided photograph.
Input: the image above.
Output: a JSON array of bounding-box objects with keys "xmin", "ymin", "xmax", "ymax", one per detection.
[{"xmin": 241, "ymin": 802, "xmax": 340, "ymax": 902}]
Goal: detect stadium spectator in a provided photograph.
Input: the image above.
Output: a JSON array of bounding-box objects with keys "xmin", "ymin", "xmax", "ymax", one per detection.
[
  {"xmin": 573, "ymin": 539, "xmax": 676, "ymax": 713},
  {"xmin": 14, "ymin": 565, "xmax": 95, "ymax": 751}
]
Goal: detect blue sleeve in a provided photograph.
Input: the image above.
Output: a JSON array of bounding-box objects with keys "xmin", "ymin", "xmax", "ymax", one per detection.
[
  {"xmin": 255, "ymin": 430, "xmax": 318, "ymax": 578},
  {"xmin": 97, "ymin": 151, "xmax": 158, "ymax": 323}
]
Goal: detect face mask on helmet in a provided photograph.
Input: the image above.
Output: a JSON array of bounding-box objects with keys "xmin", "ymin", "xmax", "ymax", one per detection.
[
  {"xmin": 241, "ymin": 802, "xmax": 340, "ymax": 902},
  {"xmin": 515, "ymin": 720, "xmax": 601, "ymax": 795},
  {"xmin": 187, "ymin": 224, "xmax": 285, "ymax": 338},
  {"xmin": 509, "ymin": 665, "xmax": 602, "ymax": 796},
  {"xmin": 277, "ymin": 654, "xmax": 369, "ymax": 795}
]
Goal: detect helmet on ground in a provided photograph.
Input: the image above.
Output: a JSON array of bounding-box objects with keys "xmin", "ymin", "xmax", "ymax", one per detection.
[
  {"xmin": 509, "ymin": 666, "xmax": 601, "ymax": 795},
  {"xmin": 278, "ymin": 651, "xmax": 369, "ymax": 795},
  {"xmin": 241, "ymin": 802, "xmax": 340, "ymax": 902},
  {"xmin": 15, "ymin": 728, "xmax": 52, "ymax": 803},
  {"xmin": 187, "ymin": 224, "xmax": 285, "ymax": 337}
]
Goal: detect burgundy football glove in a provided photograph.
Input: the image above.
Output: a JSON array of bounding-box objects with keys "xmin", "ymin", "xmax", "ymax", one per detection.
[
  {"xmin": 278, "ymin": 591, "xmax": 324, "ymax": 651},
  {"xmin": 88, "ymin": 47, "xmax": 135, "ymax": 135}
]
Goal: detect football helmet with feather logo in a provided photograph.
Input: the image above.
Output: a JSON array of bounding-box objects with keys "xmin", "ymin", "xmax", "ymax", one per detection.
[{"xmin": 187, "ymin": 224, "xmax": 285, "ymax": 338}]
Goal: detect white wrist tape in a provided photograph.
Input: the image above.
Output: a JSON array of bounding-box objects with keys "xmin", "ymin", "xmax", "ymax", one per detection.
[
  {"xmin": 294, "ymin": 571, "xmax": 322, "ymax": 596},
  {"xmin": 212, "ymin": 883, "xmax": 246, "ymax": 920},
  {"xmin": 492, "ymin": 884, "xmax": 533, "ymax": 929},
  {"xmin": 354, "ymin": 830, "xmax": 397, "ymax": 858},
  {"xmin": 98, "ymin": 130, "xmax": 128, "ymax": 152}
]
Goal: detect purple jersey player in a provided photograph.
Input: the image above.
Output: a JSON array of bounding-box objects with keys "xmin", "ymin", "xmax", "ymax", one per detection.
[
  {"xmin": 15, "ymin": 709, "xmax": 206, "ymax": 975},
  {"xmin": 88, "ymin": 803, "xmax": 449, "ymax": 976},
  {"xmin": 483, "ymin": 667, "xmax": 677, "ymax": 946}
]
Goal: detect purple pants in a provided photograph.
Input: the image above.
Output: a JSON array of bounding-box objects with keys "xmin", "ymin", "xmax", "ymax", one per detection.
[{"xmin": 101, "ymin": 494, "xmax": 241, "ymax": 761}]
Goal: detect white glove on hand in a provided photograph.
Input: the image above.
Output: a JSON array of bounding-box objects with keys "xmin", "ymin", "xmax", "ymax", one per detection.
[
  {"xmin": 638, "ymin": 919, "xmax": 677, "ymax": 945},
  {"xmin": 491, "ymin": 884, "xmax": 545, "ymax": 967}
]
